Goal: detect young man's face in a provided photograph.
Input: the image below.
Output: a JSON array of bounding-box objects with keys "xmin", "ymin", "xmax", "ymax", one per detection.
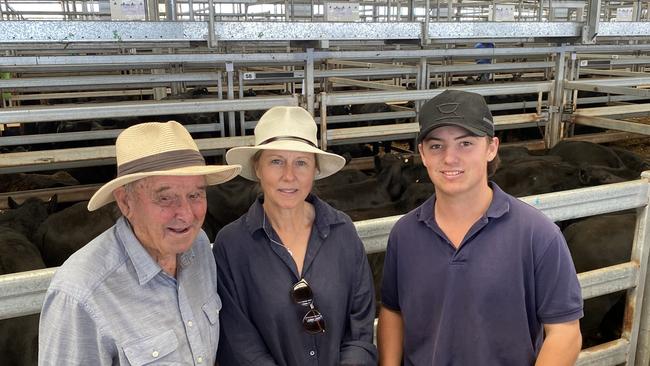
[
  {"xmin": 114, "ymin": 175, "xmax": 208, "ymax": 259},
  {"xmin": 418, "ymin": 125, "xmax": 498, "ymax": 200}
]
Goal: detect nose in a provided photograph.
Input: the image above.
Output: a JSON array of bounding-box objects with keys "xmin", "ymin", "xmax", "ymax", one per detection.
[
  {"xmin": 442, "ymin": 146, "xmax": 460, "ymax": 165},
  {"xmin": 174, "ymin": 197, "xmax": 194, "ymax": 221},
  {"xmin": 282, "ymin": 164, "xmax": 296, "ymax": 181}
]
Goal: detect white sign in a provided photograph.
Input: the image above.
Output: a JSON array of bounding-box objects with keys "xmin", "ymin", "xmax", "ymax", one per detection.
[
  {"xmin": 110, "ymin": 0, "xmax": 145, "ymax": 20},
  {"xmin": 325, "ymin": 2, "xmax": 359, "ymax": 22},
  {"xmin": 615, "ymin": 7, "xmax": 634, "ymax": 22},
  {"xmin": 494, "ymin": 4, "xmax": 515, "ymax": 21}
]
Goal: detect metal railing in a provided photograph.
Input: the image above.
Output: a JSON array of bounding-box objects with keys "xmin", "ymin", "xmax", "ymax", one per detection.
[{"xmin": 2, "ymin": 175, "xmax": 650, "ymax": 364}]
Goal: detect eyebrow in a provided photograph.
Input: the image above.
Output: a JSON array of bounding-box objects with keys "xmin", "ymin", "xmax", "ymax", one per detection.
[{"xmin": 152, "ymin": 184, "xmax": 207, "ymax": 195}]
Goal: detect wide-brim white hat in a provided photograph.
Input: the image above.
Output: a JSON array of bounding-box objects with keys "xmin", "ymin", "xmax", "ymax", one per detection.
[
  {"xmin": 88, "ymin": 121, "xmax": 241, "ymax": 211},
  {"xmin": 226, "ymin": 106, "xmax": 345, "ymax": 181}
]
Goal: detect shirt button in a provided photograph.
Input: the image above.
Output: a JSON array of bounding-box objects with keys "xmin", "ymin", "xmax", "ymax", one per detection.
[
  {"xmin": 309, "ymin": 350, "xmax": 315, "ymax": 356},
  {"xmin": 152, "ymin": 350, "xmax": 159, "ymax": 358},
  {"xmin": 197, "ymin": 356, "xmax": 203, "ymax": 363},
  {"xmin": 188, "ymin": 320, "xmax": 193, "ymax": 327}
]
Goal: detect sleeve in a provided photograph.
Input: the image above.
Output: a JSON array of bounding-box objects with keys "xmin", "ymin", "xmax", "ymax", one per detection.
[
  {"xmin": 38, "ymin": 289, "xmax": 113, "ymax": 366},
  {"xmin": 339, "ymin": 228, "xmax": 378, "ymax": 366},
  {"xmin": 212, "ymin": 235, "xmax": 279, "ymax": 366},
  {"xmin": 535, "ymin": 231, "xmax": 584, "ymax": 324},
  {"xmin": 380, "ymin": 229, "xmax": 400, "ymax": 311}
]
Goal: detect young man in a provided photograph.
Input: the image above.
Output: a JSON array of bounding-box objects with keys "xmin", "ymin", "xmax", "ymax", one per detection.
[
  {"xmin": 38, "ymin": 121, "xmax": 241, "ymax": 365},
  {"xmin": 378, "ymin": 90, "xmax": 583, "ymax": 365}
]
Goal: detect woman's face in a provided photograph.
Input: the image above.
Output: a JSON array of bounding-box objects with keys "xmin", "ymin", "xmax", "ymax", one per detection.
[{"xmin": 255, "ymin": 149, "xmax": 317, "ymax": 211}]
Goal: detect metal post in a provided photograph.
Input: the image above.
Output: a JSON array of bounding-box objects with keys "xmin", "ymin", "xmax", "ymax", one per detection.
[
  {"xmin": 208, "ymin": 0, "xmax": 216, "ymax": 48},
  {"xmin": 226, "ymin": 62, "xmax": 236, "ymax": 137},
  {"xmin": 217, "ymin": 71, "xmax": 224, "ymax": 134},
  {"xmin": 544, "ymin": 48, "xmax": 566, "ymax": 148},
  {"xmin": 627, "ymin": 172, "xmax": 650, "ymax": 365},
  {"xmin": 582, "ymin": 0, "xmax": 601, "ymax": 43},
  {"xmin": 238, "ymin": 71, "xmax": 245, "ymax": 136},
  {"xmin": 166, "ymin": 0, "xmax": 176, "ymax": 20},
  {"xmin": 305, "ymin": 48, "xmax": 315, "ymax": 115},
  {"xmin": 320, "ymin": 92, "xmax": 328, "ymax": 151},
  {"xmin": 424, "ymin": 0, "xmax": 430, "ymax": 45},
  {"xmin": 417, "ymin": 56, "xmax": 428, "ymax": 111}
]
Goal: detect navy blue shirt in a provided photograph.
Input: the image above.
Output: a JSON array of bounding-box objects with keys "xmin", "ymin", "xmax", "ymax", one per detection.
[
  {"xmin": 213, "ymin": 194, "xmax": 377, "ymax": 366},
  {"xmin": 381, "ymin": 183, "xmax": 583, "ymax": 366}
]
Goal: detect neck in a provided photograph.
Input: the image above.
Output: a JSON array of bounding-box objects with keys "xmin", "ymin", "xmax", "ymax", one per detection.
[
  {"xmin": 263, "ymin": 200, "xmax": 314, "ymax": 233},
  {"xmin": 144, "ymin": 248, "xmax": 177, "ymax": 277},
  {"xmin": 434, "ymin": 182, "xmax": 493, "ymax": 223}
]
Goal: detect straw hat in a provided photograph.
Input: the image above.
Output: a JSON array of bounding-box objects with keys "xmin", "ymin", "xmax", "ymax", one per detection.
[
  {"xmin": 87, "ymin": 121, "xmax": 241, "ymax": 211},
  {"xmin": 226, "ymin": 106, "xmax": 345, "ymax": 181}
]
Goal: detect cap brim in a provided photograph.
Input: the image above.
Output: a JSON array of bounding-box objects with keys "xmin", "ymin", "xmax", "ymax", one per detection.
[
  {"xmin": 418, "ymin": 121, "xmax": 488, "ymax": 142},
  {"xmin": 226, "ymin": 140, "xmax": 346, "ymax": 181},
  {"xmin": 87, "ymin": 164, "xmax": 241, "ymax": 211}
]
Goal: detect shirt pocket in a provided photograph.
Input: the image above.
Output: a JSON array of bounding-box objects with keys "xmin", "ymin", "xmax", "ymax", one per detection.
[
  {"xmin": 202, "ymin": 296, "xmax": 221, "ymax": 325},
  {"xmin": 202, "ymin": 295, "xmax": 222, "ymax": 350},
  {"xmin": 123, "ymin": 329, "xmax": 180, "ymax": 366}
]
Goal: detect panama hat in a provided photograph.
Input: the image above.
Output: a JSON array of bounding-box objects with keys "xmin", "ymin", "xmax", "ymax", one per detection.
[
  {"xmin": 87, "ymin": 121, "xmax": 241, "ymax": 211},
  {"xmin": 226, "ymin": 106, "xmax": 345, "ymax": 181}
]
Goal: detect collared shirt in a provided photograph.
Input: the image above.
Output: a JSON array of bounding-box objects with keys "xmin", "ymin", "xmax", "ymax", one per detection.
[
  {"xmin": 39, "ymin": 216, "xmax": 220, "ymax": 366},
  {"xmin": 213, "ymin": 194, "xmax": 377, "ymax": 366},
  {"xmin": 381, "ymin": 183, "xmax": 583, "ymax": 366}
]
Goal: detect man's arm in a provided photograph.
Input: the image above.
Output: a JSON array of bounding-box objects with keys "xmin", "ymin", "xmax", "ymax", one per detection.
[
  {"xmin": 377, "ymin": 306, "xmax": 404, "ymax": 366},
  {"xmin": 39, "ymin": 290, "xmax": 113, "ymax": 366},
  {"xmin": 535, "ymin": 320, "xmax": 582, "ymax": 366}
]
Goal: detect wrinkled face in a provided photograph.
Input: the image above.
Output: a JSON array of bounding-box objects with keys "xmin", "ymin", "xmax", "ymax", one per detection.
[
  {"xmin": 114, "ymin": 175, "xmax": 208, "ymax": 259},
  {"xmin": 418, "ymin": 125, "xmax": 498, "ymax": 199},
  {"xmin": 255, "ymin": 149, "xmax": 317, "ymax": 211}
]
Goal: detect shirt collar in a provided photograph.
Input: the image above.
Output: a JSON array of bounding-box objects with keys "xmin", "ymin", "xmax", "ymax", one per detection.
[
  {"xmin": 244, "ymin": 193, "xmax": 346, "ymax": 239},
  {"xmin": 417, "ymin": 181, "xmax": 510, "ymax": 225},
  {"xmin": 115, "ymin": 216, "xmax": 196, "ymax": 286}
]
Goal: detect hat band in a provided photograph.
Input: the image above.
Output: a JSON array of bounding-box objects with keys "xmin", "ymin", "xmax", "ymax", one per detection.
[
  {"xmin": 259, "ymin": 136, "xmax": 317, "ymax": 148},
  {"xmin": 118, "ymin": 149, "xmax": 205, "ymax": 177}
]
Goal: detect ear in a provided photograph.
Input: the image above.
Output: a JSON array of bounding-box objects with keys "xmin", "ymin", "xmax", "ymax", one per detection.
[
  {"xmin": 417, "ymin": 143, "xmax": 429, "ymax": 168},
  {"xmin": 487, "ymin": 137, "xmax": 499, "ymax": 162},
  {"xmin": 113, "ymin": 187, "xmax": 131, "ymax": 217}
]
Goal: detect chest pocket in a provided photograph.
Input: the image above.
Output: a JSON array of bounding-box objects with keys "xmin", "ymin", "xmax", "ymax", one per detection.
[
  {"xmin": 123, "ymin": 329, "xmax": 180, "ymax": 366},
  {"xmin": 202, "ymin": 296, "xmax": 221, "ymax": 325}
]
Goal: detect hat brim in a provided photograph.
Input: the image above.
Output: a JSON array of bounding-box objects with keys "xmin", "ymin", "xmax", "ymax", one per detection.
[
  {"xmin": 226, "ymin": 140, "xmax": 346, "ymax": 181},
  {"xmin": 417, "ymin": 121, "xmax": 489, "ymax": 143},
  {"xmin": 87, "ymin": 164, "xmax": 241, "ymax": 211}
]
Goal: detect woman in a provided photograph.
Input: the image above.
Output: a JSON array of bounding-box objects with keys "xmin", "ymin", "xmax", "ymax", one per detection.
[{"xmin": 213, "ymin": 106, "xmax": 377, "ymax": 366}]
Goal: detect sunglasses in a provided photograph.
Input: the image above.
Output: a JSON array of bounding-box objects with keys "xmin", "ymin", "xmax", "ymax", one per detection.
[{"xmin": 290, "ymin": 279, "xmax": 326, "ymax": 334}]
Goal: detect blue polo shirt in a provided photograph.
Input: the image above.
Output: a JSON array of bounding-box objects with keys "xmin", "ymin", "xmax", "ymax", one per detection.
[{"xmin": 381, "ymin": 183, "xmax": 583, "ymax": 366}]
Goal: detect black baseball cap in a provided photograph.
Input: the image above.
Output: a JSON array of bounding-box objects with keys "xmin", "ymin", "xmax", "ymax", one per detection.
[{"xmin": 417, "ymin": 90, "xmax": 494, "ymax": 142}]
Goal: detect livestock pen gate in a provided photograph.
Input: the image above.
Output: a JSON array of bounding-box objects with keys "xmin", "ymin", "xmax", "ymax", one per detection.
[{"xmin": 2, "ymin": 175, "xmax": 650, "ymax": 365}]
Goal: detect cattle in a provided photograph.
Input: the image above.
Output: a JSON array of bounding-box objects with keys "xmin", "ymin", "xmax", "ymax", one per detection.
[
  {"xmin": 0, "ymin": 196, "xmax": 55, "ymax": 366},
  {"xmin": 492, "ymin": 160, "xmax": 584, "ymax": 197},
  {"xmin": 563, "ymin": 212, "xmax": 636, "ymax": 348},
  {"xmin": 35, "ymin": 201, "xmax": 121, "ymax": 268},
  {"xmin": 204, "ymin": 176, "xmax": 261, "ymax": 239},
  {"xmin": 0, "ymin": 172, "xmax": 79, "ymax": 193}
]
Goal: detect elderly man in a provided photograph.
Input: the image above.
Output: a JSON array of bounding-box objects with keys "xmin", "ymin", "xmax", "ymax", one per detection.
[
  {"xmin": 38, "ymin": 121, "xmax": 241, "ymax": 365},
  {"xmin": 378, "ymin": 90, "xmax": 583, "ymax": 365}
]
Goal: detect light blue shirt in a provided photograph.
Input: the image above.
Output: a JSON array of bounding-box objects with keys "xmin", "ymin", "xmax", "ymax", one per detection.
[{"xmin": 38, "ymin": 216, "xmax": 220, "ymax": 365}]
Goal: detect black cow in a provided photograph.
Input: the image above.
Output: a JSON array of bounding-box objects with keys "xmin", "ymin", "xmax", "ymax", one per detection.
[
  {"xmin": 0, "ymin": 196, "xmax": 55, "ymax": 366},
  {"xmin": 0, "ymin": 172, "xmax": 79, "ymax": 193},
  {"xmin": 35, "ymin": 201, "xmax": 121, "ymax": 268},
  {"xmin": 563, "ymin": 212, "xmax": 636, "ymax": 348}
]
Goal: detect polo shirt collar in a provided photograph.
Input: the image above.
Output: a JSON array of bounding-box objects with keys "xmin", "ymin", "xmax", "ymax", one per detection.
[
  {"xmin": 416, "ymin": 181, "xmax": 510, "ymax": 225},
  {"xmin": 116, "ymin": 216, "xmax": 195, "ymax": 286}
]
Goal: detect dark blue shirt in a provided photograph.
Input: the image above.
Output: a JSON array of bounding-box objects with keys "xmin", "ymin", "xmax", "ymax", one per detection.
[
  {"xmin": 213, "ymin": 194, "xmax": 377, "ymax": 366},
  {"xmin": 381, "ymin": 183, "xmax": 583, "ymax": 366}
]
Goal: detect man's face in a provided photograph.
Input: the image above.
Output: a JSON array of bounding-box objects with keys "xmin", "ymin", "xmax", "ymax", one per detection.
[
  {"xmin": 115, "ymin": 175, "xmax": 208, "ymax": 259},
  {"xmin": 418, "ymin": 125, "xmax": 498, "ymax": 200}
]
